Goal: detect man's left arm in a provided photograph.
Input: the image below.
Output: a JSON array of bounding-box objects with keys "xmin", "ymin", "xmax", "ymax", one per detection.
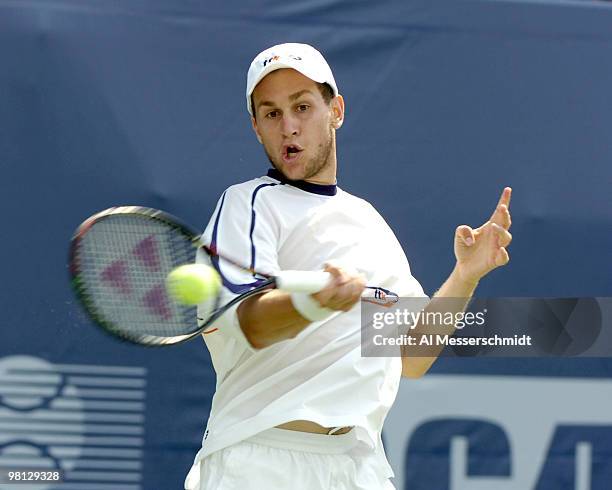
[{"xmin": 401, "ymin": 187, "xmax": 513, "ymax": 378}]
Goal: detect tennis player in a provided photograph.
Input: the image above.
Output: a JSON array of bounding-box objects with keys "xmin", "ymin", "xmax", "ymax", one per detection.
[{"xmin": 184, "ymin": 43, "xmax": 512, "ymax": 489}]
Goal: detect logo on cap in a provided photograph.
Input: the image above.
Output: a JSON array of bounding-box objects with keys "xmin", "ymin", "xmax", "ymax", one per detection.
[{"xmin": 262, "ymin": 54, "xmax": 302, "ymax": 67}]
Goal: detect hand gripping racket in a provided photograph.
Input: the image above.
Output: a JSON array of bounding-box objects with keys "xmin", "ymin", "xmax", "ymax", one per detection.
[{"xmin": 69, "ymin": 206, "xmax": 398, "ymax": 346}]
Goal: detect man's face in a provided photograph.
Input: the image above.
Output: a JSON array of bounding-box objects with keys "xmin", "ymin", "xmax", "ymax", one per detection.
[{"xmin": 251, "ymin": 69, "xmax": 344, "ymax": 183}]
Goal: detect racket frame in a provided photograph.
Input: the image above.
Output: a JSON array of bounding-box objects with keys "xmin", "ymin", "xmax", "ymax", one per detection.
[{"xmin": 70, "ymin": 206, "xmax": 275, "ymax": 346}]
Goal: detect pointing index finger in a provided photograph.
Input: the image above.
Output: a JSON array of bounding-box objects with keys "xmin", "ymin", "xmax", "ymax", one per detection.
[
  {"xmin": 489, "ymin": 187, "xmax": 512, "ymax": 227},
  {"xmin": 496, "ymin": 187, "xmax": 512, "ymax": 210}
]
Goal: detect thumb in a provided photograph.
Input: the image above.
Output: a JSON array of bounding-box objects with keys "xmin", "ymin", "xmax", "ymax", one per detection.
[
  {"xmin": 322, "ymin": 262, "xmax": 344, "ymax": 284},
  {"xmin": 456, "ymin": 225, "xmax": 475, "ymax": 246}
]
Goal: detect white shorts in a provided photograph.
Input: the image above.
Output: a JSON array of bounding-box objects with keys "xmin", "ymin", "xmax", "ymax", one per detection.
[{"xmin": 185, "ymin": 428, "xmax": 395, "ymax": 490}]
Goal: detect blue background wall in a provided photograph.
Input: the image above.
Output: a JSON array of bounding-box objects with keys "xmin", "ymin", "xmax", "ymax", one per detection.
[{"xmin": 1, "ymin": 1, "xmax": 611, "ymax": 488}]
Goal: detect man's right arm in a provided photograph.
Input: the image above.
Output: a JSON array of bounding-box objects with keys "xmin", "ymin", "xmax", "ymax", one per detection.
[{"xmin": 237, "ymin": 265, "xmax": 365, "ymax": 349}]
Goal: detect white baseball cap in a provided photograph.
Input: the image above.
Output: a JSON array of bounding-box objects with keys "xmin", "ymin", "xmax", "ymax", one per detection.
[{"xmin": 246, "ymin": 42, "xmax": 338, "ymax": 116}]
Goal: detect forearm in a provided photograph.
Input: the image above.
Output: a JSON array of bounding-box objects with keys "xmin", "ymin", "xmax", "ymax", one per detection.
[
  {"xmin": 237, "ymin": 265, "xmax": 364, "ymax": 349},
  {"xmin": 401, "ymin": 266, "xmax": 479, "ymax": 377},
  {"xmin": 237, "ymin": 290, "xmax": 311, "ymax": 349},
  {"xmin": 402, "ymin": 187, "xmax": 512, "ymax": 377}
]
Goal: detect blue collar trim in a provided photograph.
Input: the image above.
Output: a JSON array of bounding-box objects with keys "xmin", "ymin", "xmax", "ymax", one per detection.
[{"xmin": 266, "ymin": 168, "xmax": 337, "ymax": 196}]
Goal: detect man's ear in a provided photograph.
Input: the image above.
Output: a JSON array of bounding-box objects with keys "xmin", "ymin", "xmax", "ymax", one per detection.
[
  {"xmin": 251, "ymin": 116, "xmax": 263, "ymax": 144},
  {"xmin": 331, "ymin": 94, "xmax": 345, "ymax": 129}
]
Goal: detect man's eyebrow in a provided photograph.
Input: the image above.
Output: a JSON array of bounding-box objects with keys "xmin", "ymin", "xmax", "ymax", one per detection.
[
  {"xmin": 289, "ymin": 89, "xmax": 314, "ymax": 101},
  {"xmin": 257, "ymin": 89, "xmax": 315, "ymax": 109}
]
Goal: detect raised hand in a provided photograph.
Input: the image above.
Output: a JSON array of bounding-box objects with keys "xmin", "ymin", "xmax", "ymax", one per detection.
[{"xmin": 453, "ymin": 187, "xmax": 513, "ymax": 285}]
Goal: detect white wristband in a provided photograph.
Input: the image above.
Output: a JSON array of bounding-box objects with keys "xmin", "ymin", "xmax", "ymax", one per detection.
[{"xmin": 290, "ymin": 292, "xmax": 335, "ymax": 322}]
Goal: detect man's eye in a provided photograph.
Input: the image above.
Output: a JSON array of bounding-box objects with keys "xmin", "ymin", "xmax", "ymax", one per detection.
[
  {"xmin": 266, "ymin": 111, "xmax": 279, "ymax": 119},
  {"xmin": 297, "ymin": 104, "xmax": 309, "ymax": 112}
]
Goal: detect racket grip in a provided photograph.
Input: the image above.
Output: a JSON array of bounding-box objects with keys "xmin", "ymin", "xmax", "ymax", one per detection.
[{"xmin": 275, "ymin": 271, "xmax": 332, "ymax": 293}]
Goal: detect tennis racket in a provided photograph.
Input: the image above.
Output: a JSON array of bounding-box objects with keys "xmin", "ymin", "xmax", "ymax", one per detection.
[{"xmin": 69, "ymin": 206, "xmax": 398, "ymax": 346}]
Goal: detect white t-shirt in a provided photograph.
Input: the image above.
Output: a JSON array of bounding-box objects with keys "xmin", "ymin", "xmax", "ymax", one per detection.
[{"xmin": 189, "ymin": 168, "xmax": 426, "ymax": 481}]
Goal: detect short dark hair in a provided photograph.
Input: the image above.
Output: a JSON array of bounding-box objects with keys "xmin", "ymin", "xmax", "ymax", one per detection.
[
  {"xmin": 317, "ymin": 82, "xmax": 334, "ymax": 105},
  {"xmin": 251, "ymin": 82, "xmax": 335, "ymax": 118}
]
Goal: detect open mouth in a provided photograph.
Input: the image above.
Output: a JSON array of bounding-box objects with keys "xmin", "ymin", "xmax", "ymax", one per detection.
[{"xmin": 282, "ymin": 145, "xmax": 303, "ymax": 162}]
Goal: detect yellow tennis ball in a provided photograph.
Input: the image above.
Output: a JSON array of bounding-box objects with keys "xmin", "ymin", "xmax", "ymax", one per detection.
[{"xmin": 166, "ymin": 264, "xmax": 221, "ymax": 305}]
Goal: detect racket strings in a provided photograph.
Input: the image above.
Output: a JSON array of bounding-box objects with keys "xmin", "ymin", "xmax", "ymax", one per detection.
[{"xmin": 75, "ymin": 216, "xmax": 199, "ymax": 339}]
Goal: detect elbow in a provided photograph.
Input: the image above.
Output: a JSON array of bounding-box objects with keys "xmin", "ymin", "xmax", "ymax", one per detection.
[
  {"xmin": 237, "ymin": 297, "xmax": 267, "ymax": 349},
  {"xmin": 236, "ymin": 293, "xmax": 302, "ymax": 349},
  {"xmin": 240, "ymin": 322, "xmax": 268, "ymax": 349},
  {"xmin": 401, "ymin": 367, "xmax": 427, "ymax": 379},
  {"xmin": 401, "ymin": 358, "xmax": 434, "ymax": 379},
  {"xmin": 242, "ymin": 324, "xmax": 299, "ymax": 349}
]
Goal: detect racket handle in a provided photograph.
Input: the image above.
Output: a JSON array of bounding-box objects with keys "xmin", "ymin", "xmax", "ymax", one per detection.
[{"xmin": 275, "ymin": 271, "xmax": 332, "ymax": 293}]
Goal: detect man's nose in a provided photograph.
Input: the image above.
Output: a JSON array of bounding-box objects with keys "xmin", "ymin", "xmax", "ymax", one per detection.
[{"xmin": 280, "ymin": 113, "xmax": 299, "ymax": 137}]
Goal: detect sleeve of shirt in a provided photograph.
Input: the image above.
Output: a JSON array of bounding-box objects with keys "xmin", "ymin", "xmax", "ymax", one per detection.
[
  {"xmin": 196, "ymin": 182, "xmax": 280, "ymax": 358},
  {"xmin": 364, "ymin": 200, "xmax": 429, "ymax": 300}
]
